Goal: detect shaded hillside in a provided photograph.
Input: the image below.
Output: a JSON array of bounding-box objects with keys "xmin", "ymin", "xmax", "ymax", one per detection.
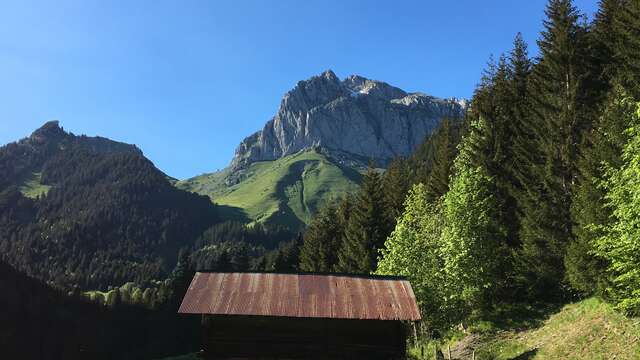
[
  {"xmin": 178, "ymin": 149, "xmax": 361, "ymax": 230},
  {"xmin": 0, "ymin": 259, "xmax": 199, "ymax": 360},
  {"xmin": 0, "ymin": 122, "xmax": 218, "ymax": 290}
]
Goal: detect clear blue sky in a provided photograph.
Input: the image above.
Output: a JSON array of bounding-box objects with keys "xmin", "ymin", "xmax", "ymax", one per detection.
[{"xmin": 1, "ymin": 0, "xmax": 598, "ymax": 179}]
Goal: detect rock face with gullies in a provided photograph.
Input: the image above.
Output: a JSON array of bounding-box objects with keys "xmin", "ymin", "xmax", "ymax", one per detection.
[{"xmin": 230, "ymin": 70, "xmax": 466, "ymax": 172}]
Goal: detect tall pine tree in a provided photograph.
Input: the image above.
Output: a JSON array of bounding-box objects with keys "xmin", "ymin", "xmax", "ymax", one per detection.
[
  {"xmin": 516, "ymin": 0, "xmax": 589, "ymax": 299},
  {"xmin": 299, "ymin": 201, "xmax": 343, "ymax": 272},
  {"xmin": 423, "ymin": 118, "xmax": 465, "ymax": 201},
  {"xmin": 614, "ymin": 0, "xmax": 640, "ymax": 98},
  {"xmin": 382, "ymin": 158, "xmax": 411, "ymax": 223},
  {"xmin": 567, "ymin": 86, "xmax": 635, "ymax": 294},
  {"xmin": 336, "ymin": 165, "xmax": 389, "ymax": 273}
]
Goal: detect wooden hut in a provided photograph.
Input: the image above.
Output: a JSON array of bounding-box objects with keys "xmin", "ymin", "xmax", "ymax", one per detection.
[{"xmin": 178, "ymin": 272, "xmax": 421, "ymax": 360}]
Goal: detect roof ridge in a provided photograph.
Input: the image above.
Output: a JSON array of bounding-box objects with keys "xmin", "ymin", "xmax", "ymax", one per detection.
[{"xmin": 194, "ymin": 270, "xmax": 408, "ymax": 281}]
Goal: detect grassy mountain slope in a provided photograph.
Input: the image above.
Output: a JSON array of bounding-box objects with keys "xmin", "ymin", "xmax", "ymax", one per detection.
[
  {"xmin": 411, "ymin": 298, "xmax": 640, "ymax": 360},
  {"xmin": 177, "ymin": 150, "xmax": 361, "ymax": 230},
  {"xmin": 18, "ymin": 171, "xmax": 51, "ymax": 198}
]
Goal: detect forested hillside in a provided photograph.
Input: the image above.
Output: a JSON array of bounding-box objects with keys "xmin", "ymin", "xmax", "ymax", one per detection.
[
  {"xmin": 300, "ymin": 0, "xmax": 640, "ymax": 343},
  {"xmin": 0, "ymin": 121, "xmax": 219, "ymax": 290},
  {"xmin": 299, "ymin": 117, "xmax": 465, "ymax": 274}
]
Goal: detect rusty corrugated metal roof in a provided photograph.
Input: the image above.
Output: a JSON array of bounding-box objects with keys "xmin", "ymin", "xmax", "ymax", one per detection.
[{"xmin": 178, "ymin": 272, "xmax": 421, "ymax": 321}]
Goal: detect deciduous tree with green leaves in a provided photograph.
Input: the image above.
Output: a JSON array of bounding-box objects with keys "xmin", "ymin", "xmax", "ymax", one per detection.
[
  {"xmin": 593, "ymin": 103, "xmax": 640, "ymax": 315},
  {"xmin": 439, "ymin": 118, "xmax": 508, "ymax": 315},
  {"xmin": 376, "ymin": 183, "xmax": 453, "ymax": 330},
  {"xmin": 567, "ymin": 86, "xmax": 635, "ymax": 295}
]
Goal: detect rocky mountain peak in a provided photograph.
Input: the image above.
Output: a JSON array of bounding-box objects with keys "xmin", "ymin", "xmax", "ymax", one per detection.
[
  {"xmin": 24, "ymin": 121, "xmax": 142, "ymax": 156},
  {"xmin": 279, "ymin": 70, "xmax": 344, "ymax": 114},
  {"xmin": 30, "ymin": 120, "xmax": 67, "ymax": 144},
  {"xmin": 343, "ymin": 75, "xmax": 407, "ymax": 100},
  {"xmin": 229, "ymin": 71, "xmax": 466, "ymax": 172}
]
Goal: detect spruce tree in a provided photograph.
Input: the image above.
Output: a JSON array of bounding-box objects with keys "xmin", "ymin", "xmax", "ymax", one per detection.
[
  {"xmin": 424, "ymin": 118, "xmax": 464, "ymax": 201},
  {"xmin": 614, "ymin": 0, "xmax": 640, "ymax": 98},
  {"xmin": 590, "ymin": 0, "xmax": 623, "ymax": 92},
  {"xmin": 271, "ymin": 235, "xmax": 302, "ymax": 272},
  {"xmin": 501, "ymin": 34, "xmax": 536, "ymax": 252},
  {"xmin": 299, "ymin": 202, "xmax": 342, "ymax": 272},
  {"xmin": 505, "ymin": 33, "xmax": 535, "ymax": 202},
  {"xmin": 336, "ymin": 165, "xmax": 388, "ymax": 273},
  {"xmin": 567, "ymin": 86, "xmax": 635, "ymax": 294},
  {"xmin": 470, "ymin": 55, "xmax": 523, "ymax": 249},
  {"xmin": 516, "ymin": 0, "xmax": 589, "ymax": 299},
  {"xmin": 382, "ymin": 158, "xmax": 410, "ymax": 223}
]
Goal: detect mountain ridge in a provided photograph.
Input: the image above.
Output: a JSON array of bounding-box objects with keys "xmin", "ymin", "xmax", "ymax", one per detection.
[
  {"xmin": 180, "ymin": 70, "xmax": 465, "ymax": 229},
  {"xmin": 229, "ymin": 70, "xmax": 466, "ymax": 175},
  {"xmin": 0, "ymin": 120, "xmax": 142, "ymax": 194},
  {"xmin": 0, "ymin": 121, "xmax": 219, "ymax": 290}
]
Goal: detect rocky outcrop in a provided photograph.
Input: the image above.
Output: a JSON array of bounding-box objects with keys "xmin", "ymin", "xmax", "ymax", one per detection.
[
  {"xmin": 27, "ymin": 120, "xmax": 142, "ymax": 155},
  {"xmin": 230, "ymin": 70, "xmax": 466, "ymax": 171}
]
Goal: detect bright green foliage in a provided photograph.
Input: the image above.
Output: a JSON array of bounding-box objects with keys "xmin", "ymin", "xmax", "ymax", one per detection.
[
  {"xmin": 440, "ymin": 118, "xmax": 507, "ymax": 314},
  {"xmin": 593, "ymin": 103, "xmax": 640, "ymax": 315},
  {"xmin": 378, "ymin": 119, "xmax": 507, "ymax": 330},
  {"xmin": 376, "ymin": 183, "xmax": 452, "ymax": 329},
  {"xmin": 336, "ymin": 165, "xmax": 389, "ymax": 273}
]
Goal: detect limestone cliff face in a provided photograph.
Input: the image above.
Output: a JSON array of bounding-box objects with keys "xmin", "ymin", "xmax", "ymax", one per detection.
[{"xmin": 230, "ymin": 70, "xmax": 466, "ymax": 171}]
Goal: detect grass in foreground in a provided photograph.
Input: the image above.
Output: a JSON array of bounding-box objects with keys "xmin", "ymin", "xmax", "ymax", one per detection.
[{"xmin": 410, "ymin": 297, "xmax": 640, "ymax": 360}]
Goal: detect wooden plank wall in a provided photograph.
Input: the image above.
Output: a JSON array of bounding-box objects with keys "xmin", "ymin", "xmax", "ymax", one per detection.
[{"xmin": 202, "ymin": 315, "xmax": 407, "ymax": 360}]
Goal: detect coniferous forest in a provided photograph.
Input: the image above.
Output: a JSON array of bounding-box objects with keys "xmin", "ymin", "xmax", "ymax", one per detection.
[
  {"xmin": 300, "ymin": 0, "xmax": 640, "ymax": 337},
  {"xmin": 2, "ymin": 0, "xmax": 640, "ymax": 359}
]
